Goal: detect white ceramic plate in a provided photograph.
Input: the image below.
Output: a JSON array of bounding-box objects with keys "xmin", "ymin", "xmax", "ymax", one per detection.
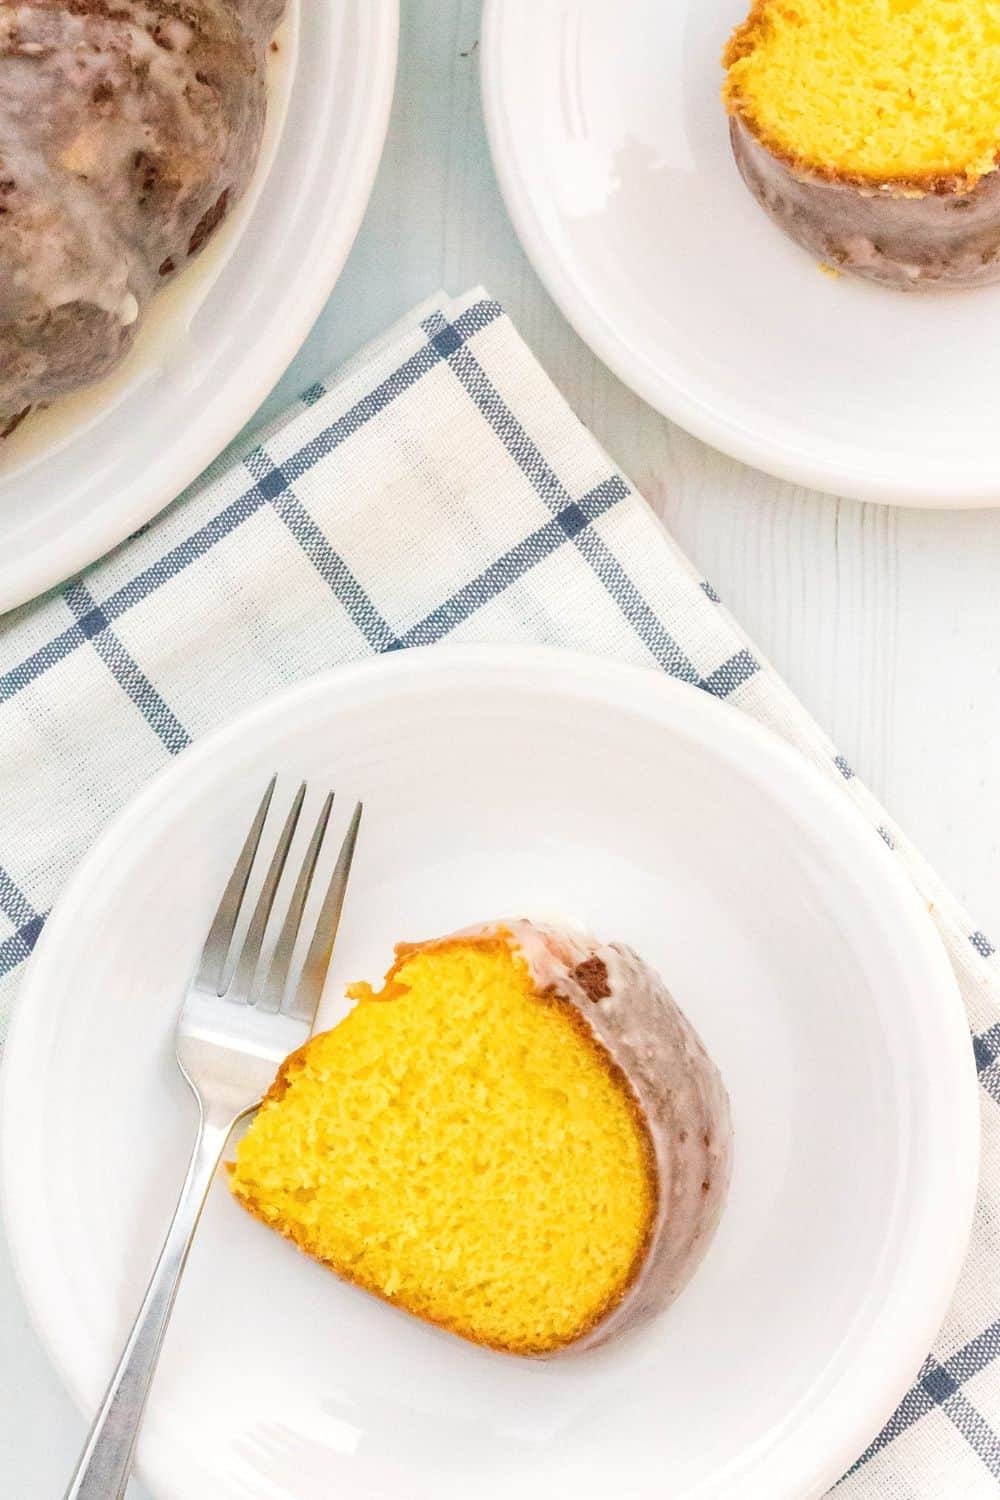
[
  {"xmin": 0, "ymin": 1, "xmax": 398, "ymax": 614},
  {"xmin": 0, "ymin": 646, "xmax": 978, "ymax": 1500},
  {"xmin": 481, "ymin": 0, "xmax": 1000, "ymax": 507}
]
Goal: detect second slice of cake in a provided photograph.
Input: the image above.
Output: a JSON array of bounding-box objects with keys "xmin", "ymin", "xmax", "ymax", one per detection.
[
  {"xmin": 229, "ymin": 920, "xmax": 731, "ymax": 1356},
  {"xmin": 723, "ymin": 1, "xmax": 1000, "ymax": 289}
]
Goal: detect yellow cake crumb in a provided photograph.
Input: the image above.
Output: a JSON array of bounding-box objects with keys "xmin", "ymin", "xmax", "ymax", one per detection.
[
  {"xmin": 229, "ymin": 936, "xmax": 656, "ymax": 1354},
  {"xmin": 723, "ymin": 0, "xmax": 1000, "ymax": 186}
]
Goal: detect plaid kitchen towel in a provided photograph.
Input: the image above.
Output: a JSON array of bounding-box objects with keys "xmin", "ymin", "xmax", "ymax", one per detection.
[{"xmin": 1, "ymin": 289, "xmax": 998, "ymax": 1496}]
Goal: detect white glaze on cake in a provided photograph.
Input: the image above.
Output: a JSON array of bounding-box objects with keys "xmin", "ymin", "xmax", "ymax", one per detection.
[
  {"xmin": 730, "ymin": 116, "xmax": 1000, "ymax": 290},
  {"xmin": 467, "ymin": 919, "xmax": 733, "ymax": 1355},
  {"xmin": 0, "ymin": 0, "xmax": 285, "ymax": 427}
]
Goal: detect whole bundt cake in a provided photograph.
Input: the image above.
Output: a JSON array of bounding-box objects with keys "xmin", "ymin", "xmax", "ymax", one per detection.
[
  {"xmin": 0, "ymin": 0, "xmax": 285, "ymax": 433},
  {"xmin": 229, "ymin": 921, "xmax": 732, "ymax": 1357}
]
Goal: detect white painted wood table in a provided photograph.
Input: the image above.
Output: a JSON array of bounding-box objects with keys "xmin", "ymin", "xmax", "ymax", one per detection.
[{"xmin": 5, "ymin": 2, "xmax": 999, "ymax": 1492}]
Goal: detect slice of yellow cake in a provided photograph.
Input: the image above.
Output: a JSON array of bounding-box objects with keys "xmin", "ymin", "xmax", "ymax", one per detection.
[
  {"xmin": 723, "ymin": 1, "xmax": 1000, "ymax": 288},
  {"xmin": 229, "ymin": 921, "xmax": 731, "ymax": 1357}
]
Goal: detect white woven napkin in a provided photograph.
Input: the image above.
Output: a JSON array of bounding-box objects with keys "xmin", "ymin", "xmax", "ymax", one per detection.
[{"xmin": 1, "ymin": 289, "xmax": 997, "ymax": 1495}]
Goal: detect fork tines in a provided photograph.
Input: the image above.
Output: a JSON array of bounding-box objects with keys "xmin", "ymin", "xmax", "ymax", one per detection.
[{"xmin": 196, "ymin": 777, "xmax": 362, "ymax": 1028}]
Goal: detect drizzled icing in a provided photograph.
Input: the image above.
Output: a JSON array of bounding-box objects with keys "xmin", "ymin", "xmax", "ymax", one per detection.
[
  {"xmin": 731, "ymin": 117, "xmax": 1000, "ymax": 290},
  {"xmin": 462, "ymin": 920, "xmax": 733, "ymax": 1355},
  {"xmin": 0, "ymin": 1, "xmax": 285, "ymax": 422}
]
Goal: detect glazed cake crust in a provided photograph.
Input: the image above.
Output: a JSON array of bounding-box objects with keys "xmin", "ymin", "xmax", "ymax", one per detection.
[
  {"xmin": 0, "ymin": 0, "xmax": 285, "ymax": 425},
  {"xmin": 491, "ymin": 921, "xmax": 732, "ymax": 1353},
  {"xmin": 730, "ymin": 116, "xmax": 1000, "ymax": 291}
]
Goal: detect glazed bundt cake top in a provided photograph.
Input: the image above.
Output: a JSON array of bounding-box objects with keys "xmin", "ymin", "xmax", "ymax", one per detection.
[
  {"xmin": 230, "ymin": 928, "xmax": 658, "ymax": 1355},
  {"xmin": 724, "ymin": 0, "xmax": 1000, "ymax": 189},
  {"xmin": 0, "ymin": 0, "xmax": 285, "ymax": 426}
]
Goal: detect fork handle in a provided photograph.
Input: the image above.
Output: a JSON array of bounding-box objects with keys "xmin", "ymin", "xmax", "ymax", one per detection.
[{"xmin": 62, "ymin": 1104, "xmax": 237, "ymax": 1500}]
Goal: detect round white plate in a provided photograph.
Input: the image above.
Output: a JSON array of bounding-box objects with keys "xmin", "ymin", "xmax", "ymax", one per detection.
[
  {"xmin": 0, "ymin": 646, "xmax": 978, "ymax": 1500},
  {"xmin": 0, "ymin": 1, "xmax": 398, "ymax": 613},
  {"xmin": 481, "ymin": 0, "xmax": 1000, "ymax": 507}
]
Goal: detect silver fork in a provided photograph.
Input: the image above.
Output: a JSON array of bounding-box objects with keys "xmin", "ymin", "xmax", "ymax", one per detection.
[{"xmin": 63, "ymin": 777, "xmax": 362, "ymax": 1500}]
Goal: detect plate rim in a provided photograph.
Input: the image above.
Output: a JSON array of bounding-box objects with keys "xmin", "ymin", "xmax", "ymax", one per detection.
[
  {"xmin": 479, "ymin": 0, "xmax": 1000, "ymax": 510},
  {"xmin": 0, "ymin": 0, "xmax": 400, "ymax": 613},
  {"xmin": 0, "ymin": 644, "xmax": 981, "ymax": 1499}
]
